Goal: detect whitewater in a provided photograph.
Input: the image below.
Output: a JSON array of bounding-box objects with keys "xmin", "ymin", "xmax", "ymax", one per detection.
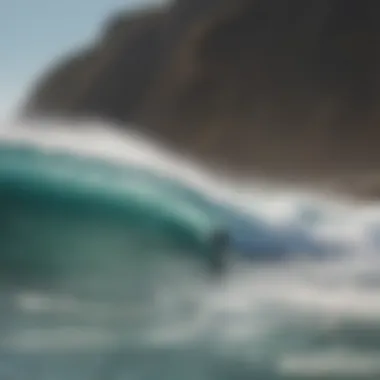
[{"xmin": 1, "ymin": 118, "xmax": 380, "ymax": 380}]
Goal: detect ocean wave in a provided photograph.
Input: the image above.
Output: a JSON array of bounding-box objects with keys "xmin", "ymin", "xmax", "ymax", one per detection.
[{"xmin": 1, "ymin": 118, "xmax": 380, "ymax": 379}]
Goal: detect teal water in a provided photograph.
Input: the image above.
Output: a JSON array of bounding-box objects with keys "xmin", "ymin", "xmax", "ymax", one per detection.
[
  {"xmin": 0, "ymin": 143, "xmax": 227, "ymax": 282},
  {"xmin": 2, "ymin": 123, "xmax": 380, "ymax": 379},
  {"xmin": 0, "ymin": 141, "xmax": 227, "ymax": 379}
]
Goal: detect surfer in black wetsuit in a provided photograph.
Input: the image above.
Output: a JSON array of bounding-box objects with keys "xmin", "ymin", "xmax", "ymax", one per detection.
[{"xmin": 207, "ymin": 229, "xmax": 230, "ymax": 277}]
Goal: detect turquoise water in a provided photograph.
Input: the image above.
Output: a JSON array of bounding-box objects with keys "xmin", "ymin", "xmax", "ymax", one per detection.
[
  {"xmin": 2, "ymin": 122, "xmax": 380, "ymax": 379},
  {"xmin": 0, "ymin": 143, "xmax": 227, "ymax": 282}
]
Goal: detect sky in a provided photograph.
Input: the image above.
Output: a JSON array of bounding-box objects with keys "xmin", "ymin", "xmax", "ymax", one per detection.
[{"xmin": 0, "ymin": 0, "xmax": 166, "ymax": 119}]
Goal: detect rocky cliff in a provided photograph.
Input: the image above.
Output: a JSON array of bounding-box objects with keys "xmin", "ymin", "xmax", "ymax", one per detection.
[{"xmin": 22, "ymin": 0, "xmax": 380, "ymax": 188}]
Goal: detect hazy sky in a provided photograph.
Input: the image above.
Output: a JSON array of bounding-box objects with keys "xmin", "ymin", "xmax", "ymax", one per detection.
[{"xmin": 0, "ymin": 0, "xmax": 165, "ymax": 118}]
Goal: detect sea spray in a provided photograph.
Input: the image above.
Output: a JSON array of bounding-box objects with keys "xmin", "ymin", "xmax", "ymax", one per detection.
[{"xmin": 1, "ymin": 118, "xmax": 380, "ymax": 379}]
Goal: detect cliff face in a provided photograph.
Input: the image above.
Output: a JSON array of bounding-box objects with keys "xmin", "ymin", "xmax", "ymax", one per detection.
[
  {"xmin": 22, "ymin": 0, "xmax": 380, "ymax": 183},
  {"xmin": 23, "ymin": 8, "xmax": 167, "ymax": 123}
]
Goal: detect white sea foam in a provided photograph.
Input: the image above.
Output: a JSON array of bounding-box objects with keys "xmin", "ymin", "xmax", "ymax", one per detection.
[{"xmin": 1, "ymin": 118, "xmax": 380, "ymax": 379}]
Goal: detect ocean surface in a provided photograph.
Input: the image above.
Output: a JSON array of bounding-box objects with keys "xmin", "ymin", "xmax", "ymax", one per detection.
[{"xmin": 1, "ymin": 119, "xmax": 380, "ymax": 380}]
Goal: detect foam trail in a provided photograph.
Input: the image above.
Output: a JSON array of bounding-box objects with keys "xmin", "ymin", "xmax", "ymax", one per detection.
[{"xmin": 1, "ymin": 118, "xmax": 380, "ymax": 379}]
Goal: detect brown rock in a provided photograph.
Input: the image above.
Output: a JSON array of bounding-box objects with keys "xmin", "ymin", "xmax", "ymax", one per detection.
[{"xmin": 21, "ymin": 0, "xmax": 380, "ymax": 183}]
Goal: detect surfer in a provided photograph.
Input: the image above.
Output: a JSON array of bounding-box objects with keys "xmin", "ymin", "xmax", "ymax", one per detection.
[{"xmin": 207, "ymin": 228, "xmax": 230, "ymax": 277}]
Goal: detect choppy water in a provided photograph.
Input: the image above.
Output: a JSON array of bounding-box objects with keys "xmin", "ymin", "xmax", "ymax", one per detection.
[{"xmin": 1, "ymin": 119, "xmax": 380, "ymax": 379}]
